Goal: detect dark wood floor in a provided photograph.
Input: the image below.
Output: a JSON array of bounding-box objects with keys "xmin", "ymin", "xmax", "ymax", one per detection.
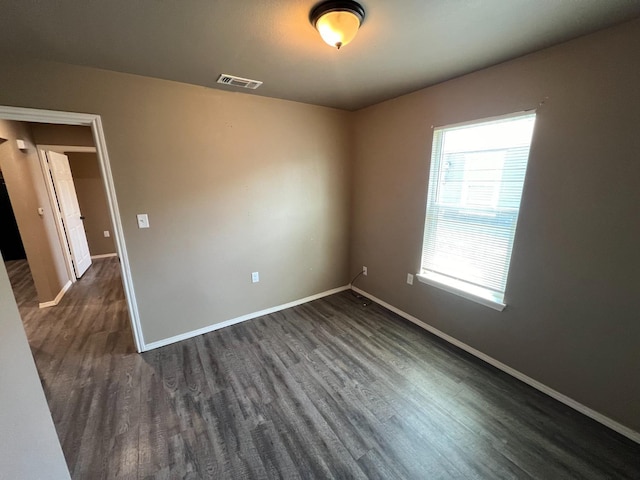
[{"xmin": 6, "ymin": 258, "xmax": 640, "ymax": 479}]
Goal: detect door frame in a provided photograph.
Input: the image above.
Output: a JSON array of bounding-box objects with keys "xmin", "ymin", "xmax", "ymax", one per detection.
[
  {"xmin": 0, "ymin": 105, "xmax": 144, "ymax": 352},
  {"xmin": 37, "ymin": 145, "xmax": 97, "ymax": 283}
]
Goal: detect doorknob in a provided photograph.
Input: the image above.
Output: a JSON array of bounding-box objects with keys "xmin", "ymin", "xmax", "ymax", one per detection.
[{"xmin": 80, "ymin": 216, "xmax": 86, "ymax": 220}]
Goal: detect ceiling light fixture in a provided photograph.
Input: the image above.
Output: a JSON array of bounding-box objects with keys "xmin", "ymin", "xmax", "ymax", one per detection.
[{"xmin": 310, "ymin": 0, "xmax": 365, "ymax": 50}]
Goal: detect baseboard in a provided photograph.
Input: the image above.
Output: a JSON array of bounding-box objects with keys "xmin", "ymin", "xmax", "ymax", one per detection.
[
  {"xmin": 143, "ymin": 285, "xmax": 351, "ymax": 351},
  {"xmin": 38, "ymin": 280, "xmax": 72, "ymax": 309},
  {"xmin": 352, "ymin": 286, "xmax": 640, "ymax": 444},
  {"xmin": 91, "ymin": 253, "xmax": 118, "ymax": 259}
]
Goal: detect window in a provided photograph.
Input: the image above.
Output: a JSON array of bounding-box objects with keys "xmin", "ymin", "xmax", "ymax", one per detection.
[{"xmin": 418, "ymin": 112, "xmax": 536, "ymax": 310}]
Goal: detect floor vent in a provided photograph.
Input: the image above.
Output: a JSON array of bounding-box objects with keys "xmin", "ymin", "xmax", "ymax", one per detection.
[{"xmin": 217, "ymin": 74, "xmax": 263, "ymax": 90}]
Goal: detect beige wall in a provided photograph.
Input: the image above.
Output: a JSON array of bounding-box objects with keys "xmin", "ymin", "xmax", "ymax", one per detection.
[
  {"xmin": 0, "ymin": 120, "xmax": 70, "ymax": 303},
  {"xmin": 67, "ymin": 152, "xmax": 116, "ymax": 256},
  {"xmin": 30, "ymin": 123, "xmax": 94, "ymax": 147},
  {"xmin": 0, "ymin": 62, "xmax": 352, "ymax": 344},
  {"xmin": 0, "ymin": 256, "xmax": 70, "ymax": 478},
  {"xmin": 350, "ymin": 19, "xmax": 640, "ymax": 432}
]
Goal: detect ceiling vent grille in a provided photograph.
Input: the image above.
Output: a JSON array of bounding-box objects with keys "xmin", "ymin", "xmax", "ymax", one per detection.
[{"xmin": 217, "ymin": 74, "xmax": 263, "ymax": 90}]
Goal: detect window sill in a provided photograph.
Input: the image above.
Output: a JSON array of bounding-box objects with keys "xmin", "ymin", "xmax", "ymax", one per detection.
[{"xmin": 416, "ymin": 272, "xmax": 506, "ymax": 312}]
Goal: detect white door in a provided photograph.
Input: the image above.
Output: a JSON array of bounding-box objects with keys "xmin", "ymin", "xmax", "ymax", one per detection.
[{"xmin": 46, "ymin": 151, "xmax": 92, "ymax": 278}]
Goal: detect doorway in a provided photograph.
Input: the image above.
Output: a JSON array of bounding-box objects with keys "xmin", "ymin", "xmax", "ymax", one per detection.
[
  {"xmin": 0, "ymin": 106, "xmax": 144, "ymax": 352},
  {"xmin": 0, "ymin": 169, "xmax": 27, "ymax": 261},
  {"xmin": 37, "ymin": 146, "xmax": 108, "ymax": 281}
]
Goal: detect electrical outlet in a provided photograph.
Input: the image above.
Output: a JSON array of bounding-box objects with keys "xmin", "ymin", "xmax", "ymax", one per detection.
[
  {"xmin": 251, "ymin": 272, "xmax": 260, "ymax": 283},
  {"xmin": 362, "ymin": 266, "xmax": 368, "ymax": 276},
  {"xmin": 104, "ymin": 230, "xmax": 111, "ymax": 237},
  {"xmin": 407, "ymin": 273, "xmax": 414, "ymax": 285}
]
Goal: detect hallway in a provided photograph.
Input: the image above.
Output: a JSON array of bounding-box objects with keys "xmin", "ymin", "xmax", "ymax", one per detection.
[{"xmin": 6, "ymin": 257, "xmax": 138, "ymax": 477}]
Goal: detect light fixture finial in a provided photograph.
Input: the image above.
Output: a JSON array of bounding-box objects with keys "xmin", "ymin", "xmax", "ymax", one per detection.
[{"xmin": 310, "ymin": 0, "xmax": 365, "ymax": 50}]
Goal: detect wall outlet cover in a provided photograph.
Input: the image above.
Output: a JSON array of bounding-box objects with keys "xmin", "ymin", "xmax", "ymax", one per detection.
[
  {"xmin": 407, "ymin": 273, "xmax": 414, "ymax": 285},
  {"xmin": 251, "ymin": 272, "xmax": 260, "ymax": 283},
  {"xmin": 136, "ymin": 214, "xmax": 150, "ymax": 229}
]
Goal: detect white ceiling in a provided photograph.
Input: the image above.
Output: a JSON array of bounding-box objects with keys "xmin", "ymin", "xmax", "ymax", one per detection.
[{"xmin": 1, "ymin": 0, "xmax": 639, "ymax": 110}]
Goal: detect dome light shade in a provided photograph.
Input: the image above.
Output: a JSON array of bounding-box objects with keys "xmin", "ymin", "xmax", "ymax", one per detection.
[{"xmin": 310, "ymin": 1, "xmax": 365, "ymax": 49}]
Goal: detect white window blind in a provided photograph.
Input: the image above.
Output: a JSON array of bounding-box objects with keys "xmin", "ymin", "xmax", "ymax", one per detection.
[{"xmin": 420, "ymin": 112, "xmax": 536, "ymax": 308}]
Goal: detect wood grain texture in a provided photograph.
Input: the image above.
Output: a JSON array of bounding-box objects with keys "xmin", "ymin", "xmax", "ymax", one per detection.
[{"xmin": 7, "ymin": 258, "xmax": 640, "ymax": 479}]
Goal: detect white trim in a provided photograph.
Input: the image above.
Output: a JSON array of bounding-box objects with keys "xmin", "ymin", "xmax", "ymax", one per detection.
[
  {"xmin": 91, "ymin": 115, "xmax": 144, "ymax": 352},
  {"xmin": 0, "ymin": 107, "xmax": 99, "ymax": 125},
  {"xmin": 0, "ymin": 105, "xmax": 145, "ymax": 353},
  {"xmin": 352, "ymin": 286, "xmax": 640, "ymax": 444},
  {"xmin": 37, "ymin": 145, "xmax": 96, "ymax": 154},
  {"xmin": 90, "ymin": 253, "xmax": 117, "ymax": 259},
  {"xmin": 143, "ymin": 285, "xmax": 350, "ymax": 351},
  {"xmin": 416, "ymin": 272, "xmax": 506, "ymax": 311},
  {"xmin": 38, "ymin": 280, "xmax": 72, "ymax": 308}
]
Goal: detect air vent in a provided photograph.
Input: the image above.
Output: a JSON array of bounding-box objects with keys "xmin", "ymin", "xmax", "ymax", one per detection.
[{"xmin": 217, "ymin": 74, "xmax": 263, "ymax": 90}]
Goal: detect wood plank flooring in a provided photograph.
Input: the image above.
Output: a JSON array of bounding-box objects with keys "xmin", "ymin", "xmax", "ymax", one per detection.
[{"xmin": 7, "ymin": 258, "xmax": 640, "ymax": 479}]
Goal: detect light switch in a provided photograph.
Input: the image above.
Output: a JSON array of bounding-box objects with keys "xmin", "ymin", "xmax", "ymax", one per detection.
[
  {"xmin": 104, "ymin": 230, "xmax": 111, "ymax": 237},
  {"xmin": 137, "ymin": 214, "xmax": 150, "ymax": 229}
]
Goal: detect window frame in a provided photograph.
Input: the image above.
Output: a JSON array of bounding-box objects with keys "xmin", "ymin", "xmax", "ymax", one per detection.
[{"xmin": 418, "ymin": 111, "xmax": 536, "ymax": 311}]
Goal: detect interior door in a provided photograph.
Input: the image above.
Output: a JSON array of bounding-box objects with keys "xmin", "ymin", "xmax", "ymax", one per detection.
[{"xmin": 46, "ymin": 151, "xmax": 92, "ymax": 278}]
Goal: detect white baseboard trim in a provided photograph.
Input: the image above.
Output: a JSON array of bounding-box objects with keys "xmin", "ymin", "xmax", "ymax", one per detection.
[
  {"xmin": 91, "ymin": 253, "xmax": 118, "ymax": 259},
  {"xmin": 143, "ymin": 285, "xmax": 351, "ymax": 352},
  {"xmin": 39, "ymin": 280, "xmax": 72, "ymax": 309},
  {"xmin": 352, "ymin": 286, "xmax": 640, "ymax": 444}
]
